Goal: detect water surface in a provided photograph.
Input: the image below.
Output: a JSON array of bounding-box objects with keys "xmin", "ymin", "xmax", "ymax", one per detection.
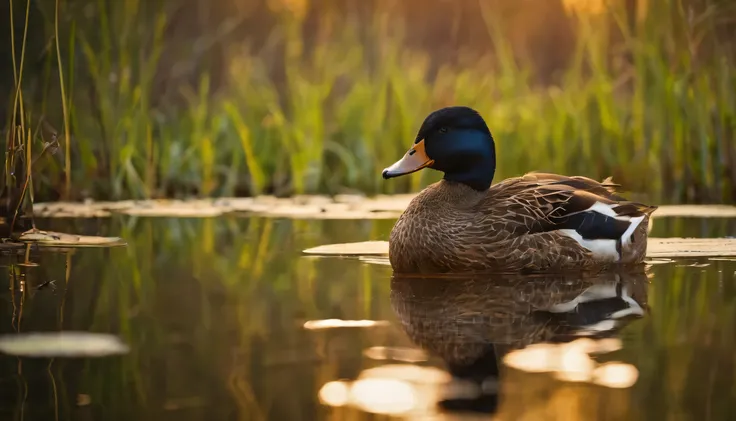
[{"xmin": 0, "ymin": 215, "xmax": 735, "ymax": 420}]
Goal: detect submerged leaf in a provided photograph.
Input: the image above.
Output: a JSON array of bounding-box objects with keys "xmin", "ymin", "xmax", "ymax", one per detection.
[{"xmin": 0, "ymin": 332, "xmax": 130, "ymax": 357}]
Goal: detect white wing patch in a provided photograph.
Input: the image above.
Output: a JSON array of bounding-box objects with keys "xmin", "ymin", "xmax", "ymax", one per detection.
[
  {"xmin": 559, "ymin": 229, "xmax": 620, "ymax": 262},
  {"xmin": 621, "ymin": 215, "xmax": 645, "ymax": 246},
  {"xmin": 558, "ymin": 201, "xmax": 646, "ymax": 259}
]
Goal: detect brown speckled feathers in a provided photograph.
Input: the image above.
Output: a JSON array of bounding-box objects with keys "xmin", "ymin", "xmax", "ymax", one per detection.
[
  {"xmin": 389, "ymin": 271, "xmax": 649, "ymax": 366},
  {"xmin": 388, "ymin": 172, "xmax": 657, "ymax": 274}
]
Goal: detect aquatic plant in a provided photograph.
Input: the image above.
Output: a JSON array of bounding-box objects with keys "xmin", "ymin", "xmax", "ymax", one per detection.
[{"xmin": 2, "ymin": 0, "xmax": 735, "ymax": 204}]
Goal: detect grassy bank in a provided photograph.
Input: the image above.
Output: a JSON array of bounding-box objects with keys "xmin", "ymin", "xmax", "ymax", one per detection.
[{"xmin": 3, "ymin": 0, "xmax": 736, "ymax": 205}]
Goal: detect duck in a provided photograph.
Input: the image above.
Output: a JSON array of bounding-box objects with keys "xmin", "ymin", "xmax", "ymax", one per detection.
[{"xmin": 381, "ymin": 106, "xmax": 658, "ymax": 274}]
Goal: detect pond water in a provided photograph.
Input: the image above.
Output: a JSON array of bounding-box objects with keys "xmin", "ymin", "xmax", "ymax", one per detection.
[{"xmin": 0, "ymin": 214, "xmax": 735, "ymax": 421}]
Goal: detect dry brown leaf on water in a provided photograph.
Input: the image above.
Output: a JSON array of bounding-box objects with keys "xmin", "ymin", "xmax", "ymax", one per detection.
[{"xmin": 16, "ymin": 229, "xmax": 127, "ymax": 248}]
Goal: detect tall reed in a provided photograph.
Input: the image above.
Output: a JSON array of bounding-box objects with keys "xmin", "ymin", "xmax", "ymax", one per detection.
[{"xmin": 3, "ymin": 0, "xmax": 735, "ymax": 203}]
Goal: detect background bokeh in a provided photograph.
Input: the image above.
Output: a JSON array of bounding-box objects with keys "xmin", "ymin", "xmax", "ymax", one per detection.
[{"xmin": 2, "ymin": 0, "xmax": 736, "ymax": 204}]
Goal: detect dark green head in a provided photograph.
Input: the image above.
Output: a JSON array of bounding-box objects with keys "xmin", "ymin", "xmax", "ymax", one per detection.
[{"xmin": 382, "ymin": 106, "xmax": 497, "ymax": 191}]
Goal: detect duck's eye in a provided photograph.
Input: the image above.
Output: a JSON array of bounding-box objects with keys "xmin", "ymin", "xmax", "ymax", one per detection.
[{"xmin": 438, "ymin": 127, "xmax": 449, "ymax": 133}]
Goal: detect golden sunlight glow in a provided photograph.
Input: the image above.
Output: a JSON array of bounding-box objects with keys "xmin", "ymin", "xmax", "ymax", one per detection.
[
  {"xmin": 503, "ymin": 338, "xmax": 638, "ymax": 389},
  {"xmin": 359, "ymin": 364, "xmax": 450, "ymax": 384},
  {"xmin": 592, "ymin": 362, "xmax": 640, "ymax": 388},
  {"xmin": 562, "ymin": 0, "xmax": 607, "ymax": 15},
  {"xmin": 302, "ymin": 319, "xmax": 390, "ymax": 330},
  {"xmin": 592, "ymin": 338, "xmax": 624, "ymax": 354},
  {"xmin": 557, "ymin": 342, "xmax": 595, "ymax": 382},
  {"xmin": 318, "ymin": 364, "xmax": 453, "ymax": 416},
  {"xmin": 503, "ymin": 343, "xmax": 559, "ymax": 373},
  {"xmin": 267, "ymin": 0, "xmax": 307, "ymax": 18},
  {"xmin": 363, "ymin": 346, "xmax": 428, "ymax": 363},
  {"xmin": 318, "ymin": 381, "xmax": 350, "ymax": 407},
  {"xmin": 350, "ymin": 378, "xmax": 417, "ymax": 415}
]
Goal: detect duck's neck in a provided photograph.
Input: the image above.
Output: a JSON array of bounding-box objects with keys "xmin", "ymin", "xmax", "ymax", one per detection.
[
  {"xmin": 443, "ymin": 153, "xmax": 496, "ymax": 191},
  {"xmin": 428, "ymin": 128, "xmax": 497, "ymax": 191}
]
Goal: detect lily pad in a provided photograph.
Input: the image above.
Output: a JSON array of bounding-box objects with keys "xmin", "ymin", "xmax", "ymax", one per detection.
[
  {"xmin": 303, "ymin": 237, "xmax": 736, "ymax": 260},
  {"xmin": 0, "ymin": 331, "xmax": 129, "ymax": 357},
  {"xmin": 16, "ymin": 229, "xmax": 126, "ymax": 248}
]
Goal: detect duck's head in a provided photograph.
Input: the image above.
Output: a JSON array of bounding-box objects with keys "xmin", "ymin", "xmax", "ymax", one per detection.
[{"xmin": 382, "ymin": 106, "xmax": 496, "ymax": 191}]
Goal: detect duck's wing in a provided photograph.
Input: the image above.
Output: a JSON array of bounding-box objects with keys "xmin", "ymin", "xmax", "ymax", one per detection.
[{"xmin": 485, "ymin": 173, "xmax": 657, "ymax": 248}]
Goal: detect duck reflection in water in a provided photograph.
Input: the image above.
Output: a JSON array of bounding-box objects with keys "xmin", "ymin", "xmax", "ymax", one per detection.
[{"xmin": 389, "ymin": 269, "xmax": 649, "ymax": 416}]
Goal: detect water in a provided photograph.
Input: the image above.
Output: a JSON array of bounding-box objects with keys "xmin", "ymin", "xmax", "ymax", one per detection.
[{"xmin": 0, "ymin": 215, "xmax": 735, "ymax": 421}]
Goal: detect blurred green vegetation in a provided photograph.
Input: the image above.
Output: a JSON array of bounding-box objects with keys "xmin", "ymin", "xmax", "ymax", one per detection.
[
  {"xmin": 2, "ymin": 0, "xmax": 736, "ymax": 204},
  {"xmin": 0, "ymin": 216, "xmax": 735, "ymax": 420},
  {"xmin": 0, "ymin": 216, "xmax": 400, "ymax": 420}
]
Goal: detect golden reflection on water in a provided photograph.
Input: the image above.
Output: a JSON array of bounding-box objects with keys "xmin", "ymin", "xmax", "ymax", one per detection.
[
  {"xmin": 4, "ymin": 216, "xmax": 736, "ymax": 420},
  {"xmin": 319, "ymin": 364, "xmax": 451, "ymax": 416},
  {"xmin": 503, "ymin": 338, "xmax": 638, "ymax": 386},
  {"xmin": 363, "ymin": 346, "xmax": 428, "ymax": 363},
  {"xmin": 316, "ymin": 270, "xmax": 650, "ymax": 419},
  {"xmin": 386, "ymin": 270, "xmax": 649, "ymax": 420}
]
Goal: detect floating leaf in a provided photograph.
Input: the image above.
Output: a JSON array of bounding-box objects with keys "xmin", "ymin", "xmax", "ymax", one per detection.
[
  {"xmin": 0, "ymin": 332, "xmax": 130, "ymax": 357},
  {"xmin": 359, "ymin": 256, "xmax": 391, "ymax": 266},
  {"xmin": 16, "ymin": 229, "xmax": 126, "ymax": 248},
  {"xmin": 644, "ymin": 258, "xmax": 675, "ymax": 265},
  {"xmin": 120, "ymin": 202, "xmax": 225, "ymax": 217},
  {"xmin": 303, "ymin": 319, "xmax": 391, "ymax": 330},
  {"xmin": 31, "ymin": 198, "xmax": 736, "ymax": 220},
  {"xmin": 303, "ymin": 241, "xmax": 390, "ymax": 256},
  {"xmin": 647, "ymin": 238, "xmax": 736, "ymax": 257},
  {"xmin": 305, "ymin": 238, "xmax": 736, "ymax": 260},
  {"xmin": 651, "ymin": 205, "xmax": 736, "ymax": 218}
]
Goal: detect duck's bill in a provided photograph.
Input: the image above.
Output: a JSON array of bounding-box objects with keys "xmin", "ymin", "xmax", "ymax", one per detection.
[{"xmin": 382, "ymin": 139, "xmax": 435, "ymax": 179}]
